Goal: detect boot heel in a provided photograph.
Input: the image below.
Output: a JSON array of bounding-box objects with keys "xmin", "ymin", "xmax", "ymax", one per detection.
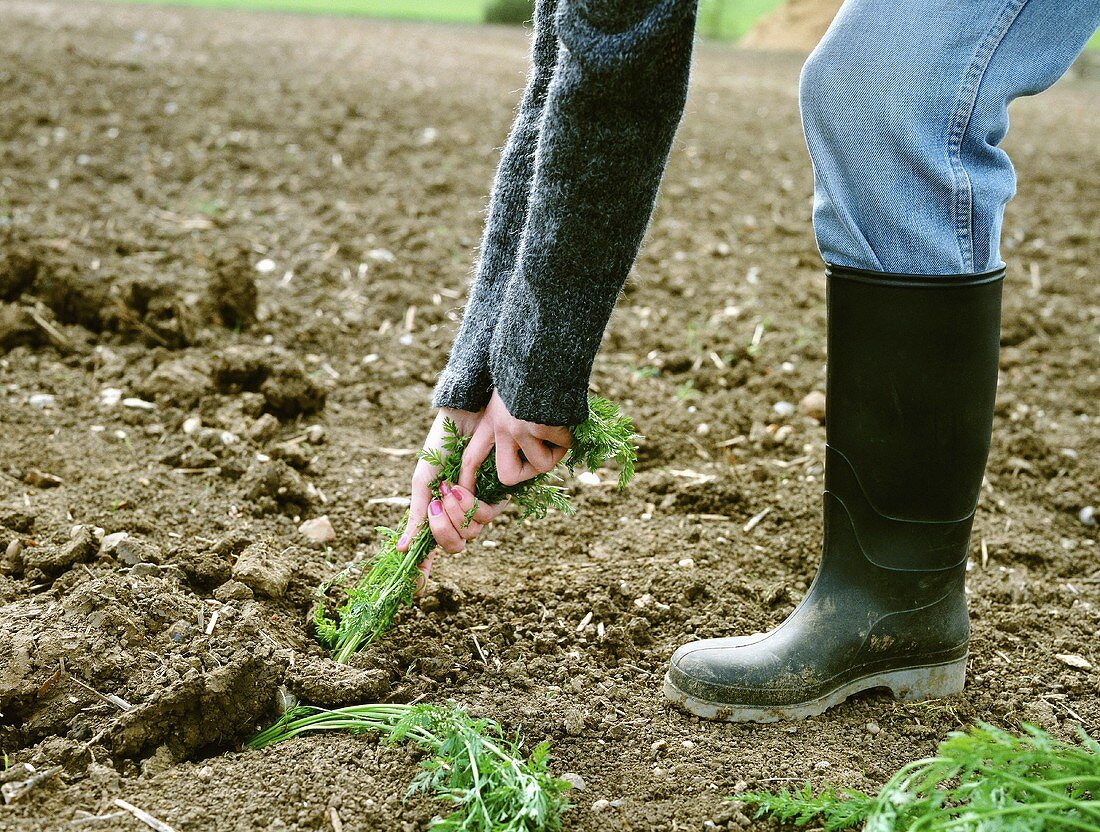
[{"xmin": 883, "ymin": 656, "xmax": 967, "ymax": 703}]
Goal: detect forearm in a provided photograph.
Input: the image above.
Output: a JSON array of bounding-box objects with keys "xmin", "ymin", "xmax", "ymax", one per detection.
[
  {"xmin": 433, "ymin": 0, "xmax": 561, "ymax": 413},
  {"xmin": 490, "ymin": 0, "xmax": 699, "ymax": 425}
]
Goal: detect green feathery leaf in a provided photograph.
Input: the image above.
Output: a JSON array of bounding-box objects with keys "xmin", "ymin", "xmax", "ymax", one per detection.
[
  {"xmin": 315, "ymin": 396, "xmax": 639, "ymax": 661},
  {"xmin": 248, "ymin": 702, "xmax": 572, "ymax": 832},
  {"xmin": 740, "ymin": 722, "xmax": 1100, "ymax": 831}
]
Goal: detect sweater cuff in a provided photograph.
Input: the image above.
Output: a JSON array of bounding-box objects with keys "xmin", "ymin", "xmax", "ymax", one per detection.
[
  {"xmin": 488, "ymin": 289, "xmax": 602, "ymax": 426},
  {"xmin": 432, "ymin": 354, "xmax": 493, "ymax": 413}
]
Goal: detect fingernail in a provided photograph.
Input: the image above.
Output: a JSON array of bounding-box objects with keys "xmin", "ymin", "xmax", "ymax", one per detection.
[
  {"xmin": 397, "ymin": 534, "xmax": 408, "ymax": 549},
  {"xmin": 429, "ymin": 499, "xmax": 443, "ymax": 516},
  {"xmin": 440, "ymin": 482, "xmax": 451, "ymax": 497},
  {"xmin": 450, "ymin": 485, "xmax": 465, "ymax": 500}
]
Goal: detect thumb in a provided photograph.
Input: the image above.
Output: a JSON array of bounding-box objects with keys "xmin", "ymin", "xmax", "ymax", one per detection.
[{"xmin": 458, "ymin": 421, "xmax": 495, "ymax": 495}]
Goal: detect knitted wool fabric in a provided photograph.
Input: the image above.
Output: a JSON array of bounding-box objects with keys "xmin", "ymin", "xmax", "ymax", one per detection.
[{"xmin": 433, "ymin": 0, "xmax": 698, "ymax": 425}]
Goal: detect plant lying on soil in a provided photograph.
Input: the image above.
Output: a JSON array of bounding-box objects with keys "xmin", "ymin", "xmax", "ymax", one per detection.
[
  {"xmin": 741, "ymin": 722, "xmax": 1100, "ymax": 831},
  {"xmin": 315, "ymin": 396, "xmax": 639, "ymax": 662},
  {"xmin": 249, "ymin": 702, "xmax": 571, "ymax": 832}
]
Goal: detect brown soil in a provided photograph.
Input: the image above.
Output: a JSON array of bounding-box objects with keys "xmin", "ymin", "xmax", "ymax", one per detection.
[
  {"xmin": 1, "ymin": 3, "xmax": 1097, "ymax": 830},
  {"xmin": 740, "ymin": 0, "xmax": 840, "ymax": 52}
]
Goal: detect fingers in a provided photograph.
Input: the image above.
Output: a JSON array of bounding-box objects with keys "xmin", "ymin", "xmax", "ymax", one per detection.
[
  {"xmin": 416, "ymin": 549, "xmax": 437, "ymax": 594},
  {"xmin": 495, "ymin": 439, "xmax": 538, "ymax": 486},
  {"xmin": 529, "ymin": 422, "xmax": 572, "ymax": 448},
  {"xmin": 517, "ymin": 433, "xmax": 557, "ymax": 474},
  {"xmin": 427, "ymin": 496, "xmax": 466, "ymax": 554},
  {"xmin": 458, "ymin": 420, "xmax": 495, "ymax": 495},
  {"xmin": 399, "ymin": 463, "xmax": 433, "ymax": 552},
  {"xmin": 441, "ymin": 483, "xmax": 483, "ymax": 541},
  {"xmin": 471, "ymin": 496, "xmax": 509, "ymax": 525}
]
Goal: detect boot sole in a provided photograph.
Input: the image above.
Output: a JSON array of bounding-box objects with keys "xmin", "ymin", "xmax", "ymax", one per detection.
[{"xmin": 662, "ymin": 654, "xmax": 967, "ymax": 723}]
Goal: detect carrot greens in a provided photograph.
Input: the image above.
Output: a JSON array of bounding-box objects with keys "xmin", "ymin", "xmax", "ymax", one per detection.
[
  {"xmin": 248, "ymin": 702, "xmax": 571, "ymax": 832},
  {"xmin": 314, "ymin": 396, "xmax": 639, "ymax": 662},
  {"xmin": 740, "ymin": 722, "xmax": 1100, "ymax": 831}
]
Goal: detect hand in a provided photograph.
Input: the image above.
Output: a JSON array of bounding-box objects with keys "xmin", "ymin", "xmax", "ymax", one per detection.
[
  {"xmin": 458, "ymin": 390, "xmax": 572, "ymax": 492},
  {"xmin": 397, "ymin": 407, "xmax": 508, "ymax": 584}
]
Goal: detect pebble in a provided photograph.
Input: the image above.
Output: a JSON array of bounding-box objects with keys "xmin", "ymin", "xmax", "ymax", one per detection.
[
  {"xmin": 24, "ymin": 470, "xmax": 62, "ymax": 488},
  {"xmin": 121, "ymin": 397, "xmax": 156, "ymax": 411},
  {"xmin": 677, "ymin": 558, "xmax": 695, "ymax": 568},
  {"xmin": 866, "ymin": 722, "xmax": 880, "ymax": 735},
  {"xmin": 299, "ymin": 515, "xmax": 336, "ymax": 544},
  {"xmin": 305, "ymin": 424, "xmax": 325, "ymax": 443},
  {"xmin": 1079, "ymin": 506, "xmax": 1096, "ymax": 527},
  {"xmin": 100, "ymin": 388, "xmax": 123, "ymax": 407},
  {"xmin": 255, "ymin": 258, "xmax": 276, "ymax": 274},
  {"xmin": 99, "ymin": 531, "xmax": 130, "ymax": 555},
  {"xmin": 681, "ymin": 740, "xmax": 695, "ymax": 749},
  {"xmin": 560, "ymin": 772, "xmax": 586, "ymax": 791},
  {"xmin": 214, "ymin": 579, "xmax": 254, "ymax": 603},
  {"xmin": 577, "ymin": 471, "xmax": 601, "ymax": 486},
  {"xmin": 167, "ymin": 620, "xmax": 191, "ymax": 643},
  {"xmin": 182, "ymin": 416, "xmax": 202, "ymax": 435},
  {"xmin": 815, "ymin": 760, "xmax": 830, "ymax": 770},
  {"xmin": 197, "ymin": 765, "xmax": 213, "ymax": 782},
  {"xmin": 591, "ymin": 800, "xmax": 611, "ymax": 812},
  {"xmin": 130, "ymin": 562, "xmax": 161, "ymax": 579},
  {"xmin": 247, "ymin": 413, "xmax": 280, "ymax": 443},
  {"xmin": 798, "ymin": 390, "xmax": 826, "ymax": 422},
  {"xmin": 28, "ymin": 393, "xmax": 55, "ymax": 409},
  {"xmin": 773, "ymin": 401, "xmax": 796, "ymax": 418}
]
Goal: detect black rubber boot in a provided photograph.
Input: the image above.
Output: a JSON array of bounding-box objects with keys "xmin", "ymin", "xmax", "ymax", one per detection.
[{"xmin": 663, "ymin": 265, "xmax": 1004, "ymax": 722}]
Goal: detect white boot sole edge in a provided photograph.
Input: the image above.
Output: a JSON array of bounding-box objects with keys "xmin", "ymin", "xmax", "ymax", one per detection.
[{"xmin": 662, "ymin": 655, "xmax": 967, "ymax": 723}]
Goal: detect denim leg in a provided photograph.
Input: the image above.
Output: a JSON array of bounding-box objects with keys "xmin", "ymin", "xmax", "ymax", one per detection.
[{"xmin": 799, "ymin": 0, "xmax": 1100, "ymax": 274}]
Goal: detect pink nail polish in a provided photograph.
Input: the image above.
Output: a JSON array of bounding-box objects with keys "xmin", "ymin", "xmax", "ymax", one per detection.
[
  {"xmin": 440, "ymin": 482, "xmax": 451, "ymax": 497},
  {"xmin": 450, "ymin": 485, "xmax": 465, "ymax": 500},
  {"xmin": 397, "ymin": 534, "xmax": 408, "ymax": 549},
  {"xmin": 429, "ymin": 499, "xmax": 443, "ymax": 516}
]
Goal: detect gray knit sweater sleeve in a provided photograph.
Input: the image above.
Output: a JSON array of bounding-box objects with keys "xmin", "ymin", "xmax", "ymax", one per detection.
[
  {"xmin": 432, "ymin": 0, "xmax": 562, "ymax": 413},
  {"xmin": 434, "ymin": 0, "xmax": 698, "ymax": 425}
]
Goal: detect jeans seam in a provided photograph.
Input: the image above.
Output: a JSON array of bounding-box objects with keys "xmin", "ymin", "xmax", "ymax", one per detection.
[{"xmin": 946, "ymin": 0, "xmax": 1029, "ymax": 273}]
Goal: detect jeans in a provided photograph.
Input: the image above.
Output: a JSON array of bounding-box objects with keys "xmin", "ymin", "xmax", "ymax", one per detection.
[{"xmin": 799, "ymin": 0, "xmax": 1099, "ymax": 275}]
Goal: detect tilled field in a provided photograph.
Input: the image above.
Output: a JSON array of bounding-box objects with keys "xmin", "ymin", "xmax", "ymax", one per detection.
[{"xmin": 0, "ymin": 3, "xmax": 1097, "ymax": 830}]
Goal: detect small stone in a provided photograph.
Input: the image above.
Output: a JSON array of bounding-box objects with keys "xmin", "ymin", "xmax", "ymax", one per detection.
[
  {"xmin": 214, "ymin": 579, "xmax": 254, "ymax": 603},
  {"xmin": 197, "ymin": 765, "xmax": 214, "ymax": 782},
  {"xmin": 248, "ymin": 413, "xmax": 280, "ymax": 443},
  {"xmin": 100, "ymin": 388, "xmax": 123, "ymax": 407},
  {"xmin": 24, "ymin": 470, "xmax": 62, "ymax": 488},
  {"xmin": 121, "ymin": 397, "xmax": 156, "ymax": 411},
  {"xmin": 577, "ymin": 471, "xmax": 601, "ymax": 486},
  {"xmin": 255, "ymin": 258, "xmax": 276, "ymax": 274},
  {"xmin": 1055, "ymin": 653, "xmax": 1093, "ymax": 671},
  {"xmin": 866, "ymin": 722, "xmax": 880, "ymax": 735},
  {"xmin": 111, "ymin": 537, "xmax": 161, "ymax": 567},
  {"xmin": 182, "ymin": 416, "xmax": 203, "ymax": 435},
  {"xmin": 3, "ymin": 538, "xmax": 24, "ymax": 573},
  {"xmin": 814, "ymin": 760, "xmax": 830, "ymax": 770},
  {"xmin": 100, "ymin": 531, "xmax": 130, "ymax": 556},
  {"xmin": 28, "ymin": 393, "xmax": 55, "ymax": 409},
  {"xmin": 232, "ymin": 541, "xmax": 292, "ymax": 598},
  {"xmin": 677, "ymin": 558, "xmax": 695, "ymax": 568},
  {"xmin": 299, "ymin": 515, "xmax": 336, "ymax": 545},
  {"xmin": 773, "ymin": 401, "xmax": 797, "ymax": 418},
  {"xmin": 130, "ymin": 562, "xmax": 161, "ymax": 578},
  {"xmin": 167, "ymin": 620, "xmax": 191, "ymax": 643},
  {"xmin": 304, "ymin": 424, "xmax": 325, "ymax": 443},
  {"xmin": 563, "ymin": 708, "xmax": 585, "ymax": 736},
  {"xmin": 681, "ymin": 739, "xmax": 695, "ymax": 749},
  {"xmin": 1078, "ymin": 506, "xmax": 1096, "ymax": 527},
  {"xmin": 650, "ymin": 740, "xmax": 667, "ymax": 755},
  {"xmin": 591, "ymin": 799, "xmax": 610, "ymax": 812},
  {"xmin": 560, "ymin": 772, "xmax": 585, "ymax": 791},
  {"xmin": 798, "ymin": 390, "xmax": 826, "ymax": 423}
]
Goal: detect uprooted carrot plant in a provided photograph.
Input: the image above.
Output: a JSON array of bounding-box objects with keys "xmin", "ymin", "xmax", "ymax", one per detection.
[{"xmin": 313, "ymin": 395, "xmax": 639, "ymax": 662}]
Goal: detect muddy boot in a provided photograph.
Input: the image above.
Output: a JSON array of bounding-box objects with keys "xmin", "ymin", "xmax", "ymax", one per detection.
[{"xmin": 663, "ymin": 265, "xmax": 1004, "ymax": 722}]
